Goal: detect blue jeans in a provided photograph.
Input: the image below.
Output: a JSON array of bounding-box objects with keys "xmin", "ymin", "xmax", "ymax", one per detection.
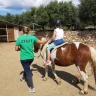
[
  {"xmin": 20, "ymin": 59, "xmax": 34, "ymax": 77},
  {"xmin": 47, "ymin": 42, "xmax": 56, "ymax": 51},
  {"xmin": 47, "ymin": 39, "xmax": 64, "ymax": 51},
  {"xmin": 54, "ymin": 39, "xmax": 64, "ymax": 45}
]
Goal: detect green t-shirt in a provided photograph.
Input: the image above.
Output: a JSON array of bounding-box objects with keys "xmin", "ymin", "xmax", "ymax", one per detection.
[{"xmin": 16, "ymin": 34, "xmax": 38, "ymax": 60}]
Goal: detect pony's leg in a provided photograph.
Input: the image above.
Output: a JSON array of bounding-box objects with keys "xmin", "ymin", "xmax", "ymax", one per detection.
[
  {"xmin": 43, "ymin": 65, "xmax": 49, "ymax": 81},
  {"xmin": 77, "ymin": 66, "xmax": 88, "ymax": 95},
  {"xmin": 80, "ymin": 79, "xmax": 88, "ymax": 95},
  {"xmin": 51, "ymin": 63, "xmax": 61, "ymax": 84},
  {"xmin": 76, "ymin": 75, "xmax": 81, "ymax": 84}
]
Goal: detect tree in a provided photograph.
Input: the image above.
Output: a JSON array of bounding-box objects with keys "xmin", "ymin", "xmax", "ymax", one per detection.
[
  {"xmin": 46, "ymin": 1, "xmax": 59, "ymax": 27},
  {"xmin": 0, "ymin": 15, "xmax": 6, "ymax": 21},
  {"xmin": 60, "ymin": 1, "xmax": 77, "ymax": 28},
  {"xmin": 0, "ymin": 1, "xmax": 79, "ymax": 30},
  {"xmin": 12, "ymin": 15, "xmax": 20, "ymax": 24},
  {"xmin": 79, "ymin": 0, "xmax": 96, "ymax": 28},
  {"xmin": 46, "ymin": 1, "xmax": 77, "ymax": 29},
  {"xmin": 5, "ymin": 13, "xmax": 13, "ymax": 23},
  {"xmin": 34, "ymin": 5, "xmax": 49, "ymax": 30}
]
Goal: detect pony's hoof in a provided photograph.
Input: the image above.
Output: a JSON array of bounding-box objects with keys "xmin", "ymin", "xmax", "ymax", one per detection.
[
  {"xmin": 79, "ymin": 90, "xmax": 88, "ymax": 95},
  {"xmin": 43, "ymin": 77, "xmax": 47, "ymax": 81},
  {"xmin": 55, "ymin": 78, "xmax": 61, "ymax": 84},
  {"xmin": 57, "ymin": 81, "xmax": 61, "ymax": 85},
  {"xmin": 84, "ymin": 91, "xmax": 88, "ymax": 94},
  {"xmin": 79, "ymin": 90, "xmax": 84, "ymax": 95}
]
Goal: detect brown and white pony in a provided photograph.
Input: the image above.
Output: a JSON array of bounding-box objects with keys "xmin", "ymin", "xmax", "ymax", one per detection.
[{"xmin": 34, "ymin": 36, "xmax": 96, "ymax": 95}]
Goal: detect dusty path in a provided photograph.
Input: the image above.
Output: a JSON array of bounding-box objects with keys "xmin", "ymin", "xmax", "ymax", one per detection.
[{"xmin": 0, "ymin": 42, "xmax": 96, "ymax": 96}]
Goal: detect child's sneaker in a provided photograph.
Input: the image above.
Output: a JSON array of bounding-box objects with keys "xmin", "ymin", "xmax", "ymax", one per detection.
[
  {"xmin": 43, "ymin": 60, "xmax": 51, "ymax": 66},
  {"xmin": 28, "ymin": 87, "xmax": 35, "ymax": 93}
]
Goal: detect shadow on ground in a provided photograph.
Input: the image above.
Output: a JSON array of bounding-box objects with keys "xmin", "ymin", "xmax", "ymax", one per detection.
[{"xmin": 32, "ymin": 64, "xmax": 96, "ymax": 91}]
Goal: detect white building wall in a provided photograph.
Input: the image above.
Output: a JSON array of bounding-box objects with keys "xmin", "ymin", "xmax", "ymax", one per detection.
[{"xmin": 14, "ymin": 27, "xmax": 19, "ymax": 40}]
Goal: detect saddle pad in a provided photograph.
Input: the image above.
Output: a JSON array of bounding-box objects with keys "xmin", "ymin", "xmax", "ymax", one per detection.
[{"xmin": 51, "ymin": 42, "xmax": 68, "ymax": 53}]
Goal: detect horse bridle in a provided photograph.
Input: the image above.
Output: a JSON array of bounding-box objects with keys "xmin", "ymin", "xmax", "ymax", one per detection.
[
  {"xmin": 34, "ymin": 36, "xmax": 49, "ymax": 59},
  {"xmin": 34, "ymin": 43, "xmax": 45, "ymax": 59}
]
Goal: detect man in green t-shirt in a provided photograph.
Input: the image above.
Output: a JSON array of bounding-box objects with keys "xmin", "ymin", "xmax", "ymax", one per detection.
[{"xmin": 15, "ymin": 26, "xmax": 47, "ymax": 93}]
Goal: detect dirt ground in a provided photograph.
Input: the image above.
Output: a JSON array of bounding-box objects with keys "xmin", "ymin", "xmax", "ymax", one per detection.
[{"xmin": 0, "ymin": 42, "xmax": 96, "ymax": 96}]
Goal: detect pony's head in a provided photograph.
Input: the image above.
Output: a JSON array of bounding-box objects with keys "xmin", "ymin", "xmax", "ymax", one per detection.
[
  {"xmin": 34, "ymin": 36, "xmax": 42, "ymax": 53},
  {"xmin": 34, "ymin": 42, "xmax": 41, "ymax": 53},
  {"xmin": 34, "ymin": 36, "xmax": 48, "ymax": 53}
]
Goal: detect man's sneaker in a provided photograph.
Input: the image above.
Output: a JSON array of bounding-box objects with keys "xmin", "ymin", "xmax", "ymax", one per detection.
[
  {"xmin": 43, "ymin": 60, "xmax": 51, "ymax": 66},
  {"xmin": 28, "ymin": 87, "xmax": 35, "ymax": 93},
  {"xmin": 20, "ymin": 74, "xmax": 25, "ymax": 82}
]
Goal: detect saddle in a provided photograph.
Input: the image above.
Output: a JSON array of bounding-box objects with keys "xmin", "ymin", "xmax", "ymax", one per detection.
[{"xmin": 50, "ymin": 42, "xmax": 68, "ymax": 53}]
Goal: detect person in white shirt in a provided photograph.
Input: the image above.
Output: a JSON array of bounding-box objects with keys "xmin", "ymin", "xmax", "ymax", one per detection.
[{"xmin": 44, "ymin": 19, "xmax": 64, "ymax": 66}]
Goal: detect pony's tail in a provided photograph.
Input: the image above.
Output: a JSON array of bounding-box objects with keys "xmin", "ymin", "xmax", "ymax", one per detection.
[{"xmin": 89, "ymin": 47, "xmax": 96, "ymax": 84}]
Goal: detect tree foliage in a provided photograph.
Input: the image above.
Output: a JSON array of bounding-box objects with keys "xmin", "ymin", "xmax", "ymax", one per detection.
[
  {"xmin": 79, "ymin": 0, "xmax": 96, "ymax": 28},
  {"xmin": 0, "ymin": 0, "xmax": 95, "ymax": 30}
]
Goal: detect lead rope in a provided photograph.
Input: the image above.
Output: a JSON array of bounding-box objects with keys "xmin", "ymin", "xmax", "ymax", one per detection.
[
  {"xmin": 34, "ymin": 53, "xmax": 41, "ymax": 58},
  {"xmin": 34, "ymin": 52, "xmax": 44, "ymax": 59},
  {"xmin": 34, "ymin": 36, "xmax": 49, "ymax": 60},
  {"xmin": 34, "ymin": 44, "xmax": 45, "ymax": 60}
]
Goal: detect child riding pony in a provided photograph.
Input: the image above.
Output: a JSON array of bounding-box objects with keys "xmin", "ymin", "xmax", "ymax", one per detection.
[{"xmin": 34, "ymin": 35, "xmax": 96, "ymax": 95}]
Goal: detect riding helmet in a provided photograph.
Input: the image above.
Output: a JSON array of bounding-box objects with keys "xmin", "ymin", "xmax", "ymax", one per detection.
[{"xmin": 53, "ymin": 19, "xmax": 61, "ymax": 26}]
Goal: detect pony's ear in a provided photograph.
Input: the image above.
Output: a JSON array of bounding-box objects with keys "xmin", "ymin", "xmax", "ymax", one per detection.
[
  {"xmin": 46, "ymin": 37, "xmax": 50, "ymax": 40},
  {"xmin": 45, "ymin": 33, "xmax": 50, "ymax": 39},
  {"xmin": 45, "ymin": 35, "xmax": 50, "ymax": 41}
]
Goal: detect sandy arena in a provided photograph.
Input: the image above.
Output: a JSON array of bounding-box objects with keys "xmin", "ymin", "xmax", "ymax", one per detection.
[{"xmin": 0, "ymin": 42, "xmax": 96, "ymax": 96}]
